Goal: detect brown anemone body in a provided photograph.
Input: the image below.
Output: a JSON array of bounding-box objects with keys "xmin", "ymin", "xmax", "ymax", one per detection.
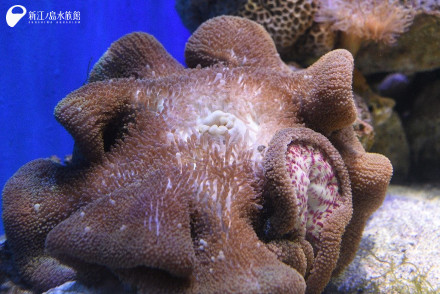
[{"xmin": 2, "ymin": 16, "xmax": 391, "ymax": 294}]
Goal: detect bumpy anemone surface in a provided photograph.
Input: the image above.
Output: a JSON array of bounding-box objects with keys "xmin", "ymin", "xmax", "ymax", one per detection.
[{"xmin": 1, "ymin": 16, "xmax": 392, "ymax": 294}]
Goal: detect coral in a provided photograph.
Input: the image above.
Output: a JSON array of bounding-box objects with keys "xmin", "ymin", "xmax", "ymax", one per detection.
[
  {"xmin": 175, "ymin": 0, "xmax": 245, "ymax": 32},
  {"xmin": 175, "ymin": 0, "xmax": 439, "ymax": 69},
  {"xmin": 289, "ymin": 22, "xmax": 337, "ymax": 62},
  {"xmin": 175, "ymin": 0, "xmax": 428, "ymax": 62},
  {"xmin": 176, "ymin": 0, "xmax": 319, "ymax": 54},
  {"xmin": 236, "ymin": 0, "xmax": 319, "ymax": 53},
  {"xmin": 2, "ymin": 16, "xmax": 392, "ymax": 293}
]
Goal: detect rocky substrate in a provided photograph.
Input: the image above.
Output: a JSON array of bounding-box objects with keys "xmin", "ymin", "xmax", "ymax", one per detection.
[{"xmin": 326, "ymin": 185, "xmax": 440, "ymax": 293}]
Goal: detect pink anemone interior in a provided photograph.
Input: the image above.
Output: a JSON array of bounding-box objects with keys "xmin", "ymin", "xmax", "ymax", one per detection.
[{"xmin": 286, "ymin": 143, "xmax": 342, "ymax": 243}]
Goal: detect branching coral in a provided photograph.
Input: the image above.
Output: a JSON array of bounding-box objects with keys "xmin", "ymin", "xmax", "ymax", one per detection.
[
  {"xmin": 316, "ymin": 0, "xmax": 416, "ymax": 55},
  {"xmin": 1, "ymin": 16, "xmax": 392, "ymax": 293}
]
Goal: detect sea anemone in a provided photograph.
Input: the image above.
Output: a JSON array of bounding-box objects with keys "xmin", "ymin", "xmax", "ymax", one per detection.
[{"xmin": 316, "ymin": 0, "xmax": 416, "ymax": 55}]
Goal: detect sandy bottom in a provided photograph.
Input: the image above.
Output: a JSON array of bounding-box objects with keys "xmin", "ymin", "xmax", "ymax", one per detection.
[{"xmin": 326, "ymin": 184, "xmax": 440, "ymax": 293}]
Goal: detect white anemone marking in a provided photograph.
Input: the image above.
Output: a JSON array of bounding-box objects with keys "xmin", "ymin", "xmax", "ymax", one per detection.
[
  {"xmin": 197, "ymin": 110, "xmax": 248, "ymax": 139},
  {"xmin": 33, "ymin": 203, "xmax": 41, "ymax": 213},
  {"xmin": 217, "ymin": 250, "xmax": 225, "ymax": 261},
  {"xmin": 199, "ymin": 239, "xmax": 208, "ymax": 247}
]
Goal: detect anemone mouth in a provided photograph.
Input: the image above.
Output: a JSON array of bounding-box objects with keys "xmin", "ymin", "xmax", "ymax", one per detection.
[
  {"xmin": 285, "ymin": 143, "xmax": 342, "ymax": 243},
  {"xmin": 258, "ymin": 127, "xmax": 352, "ymax": 283},
  {"xmin": 260, "ymin": 127, "xmax": 351, "ymax": 245},
  {"xmin": 195, "ymin": 109, "xmax": 259, "ymax": 146},
  {"xmin": 197, "ymin": 110, "xmax": 244, "ymax": 136}
]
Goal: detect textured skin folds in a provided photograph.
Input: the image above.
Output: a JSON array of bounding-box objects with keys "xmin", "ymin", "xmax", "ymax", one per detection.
[{"xmin": 1, "ymin": 16, "xmax": 392, "ymax": 293}]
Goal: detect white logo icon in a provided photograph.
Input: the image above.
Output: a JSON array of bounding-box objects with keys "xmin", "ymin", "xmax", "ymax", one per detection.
[{"xmin": 6, "ymin": 5, "xmax": 27, "ymax": 27}]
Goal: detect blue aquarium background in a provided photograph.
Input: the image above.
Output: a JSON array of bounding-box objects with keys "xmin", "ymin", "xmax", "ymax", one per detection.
[{"xmin": 0, "ymin": 0, "xmax": 190, "ymax": 235}]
